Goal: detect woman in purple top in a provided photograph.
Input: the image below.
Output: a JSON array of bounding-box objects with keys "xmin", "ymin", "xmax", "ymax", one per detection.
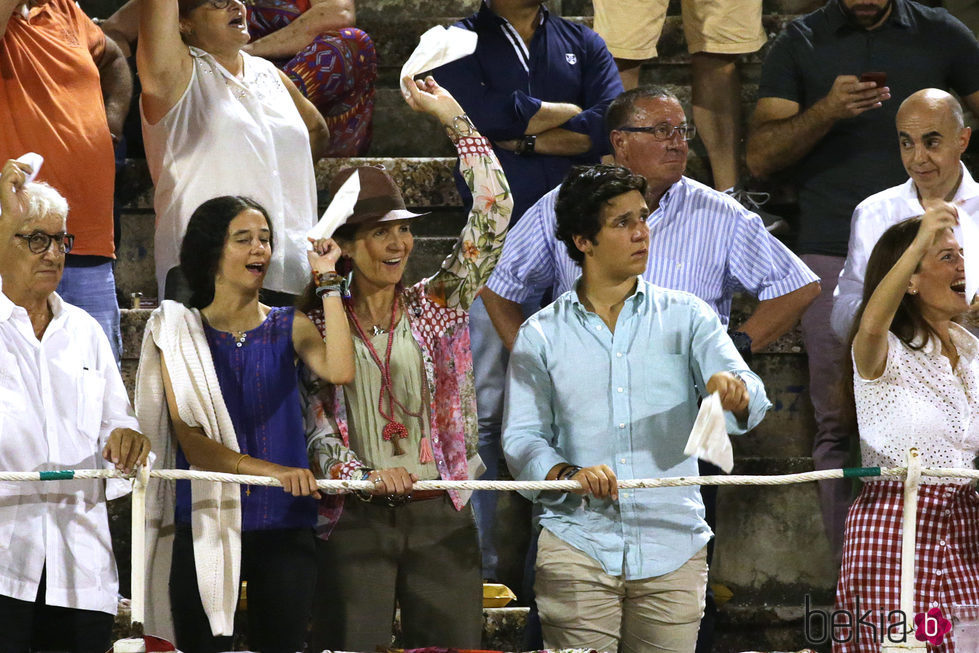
[{"xmin": 156, "ymin": 196, "xmax": 354, "ymax": 651}]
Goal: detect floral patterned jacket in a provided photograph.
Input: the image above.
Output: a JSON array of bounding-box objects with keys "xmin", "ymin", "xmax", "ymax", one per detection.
[{"xmin": 303, "ymin": 136, "xmax": 513, "ymax": 538}]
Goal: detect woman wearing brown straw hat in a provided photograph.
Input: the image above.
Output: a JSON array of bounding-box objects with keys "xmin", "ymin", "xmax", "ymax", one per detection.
[{"xmin": 299, "ymin": 75, "xmax": 513, "ymax": 651}]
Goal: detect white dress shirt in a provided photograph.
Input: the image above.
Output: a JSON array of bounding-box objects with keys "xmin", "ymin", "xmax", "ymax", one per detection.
[
  {"xmin": 832, "ymin": 163, "xmax": 979, "ymax": 340},
  {"xmin": 0, "ymin": 279, "xmax": 139, "ymax": 614}
]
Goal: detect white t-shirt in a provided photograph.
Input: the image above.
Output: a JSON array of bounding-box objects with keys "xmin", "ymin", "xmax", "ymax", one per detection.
[
  {"xmin": 142, "ymin": 47, "xmax": 318, "ymax": 297},
  {"xmin": 854, "ymin": 326, "xmax": 979, "ymax": 483},
  {"xmin": 0, "ymin": 282, "xmax": 139, "ymax": 614}
]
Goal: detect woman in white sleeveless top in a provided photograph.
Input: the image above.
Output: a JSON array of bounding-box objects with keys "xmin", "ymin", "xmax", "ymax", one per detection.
[
  {"xmin": 837, "ymin": 204, "xmax": 979, "ymax": 653},
  {"xmin": 137, "ymin": 0, "xmax": 328, "ymax": 302}
]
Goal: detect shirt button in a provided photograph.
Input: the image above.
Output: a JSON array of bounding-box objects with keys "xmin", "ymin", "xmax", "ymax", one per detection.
[
  {"xmin": 945, "ymin": 509, "xmax": 952, "ymax": 516},
  {"xmin": 596, "ymin": 325, "xmax": 603, "ymax": 331},
  {"xmin": 933, "ymin": 601, "xmax": 940, "ymax": 607},
  {"xmin": 620, "ymin": 458, "xmax": 626, "ymax": 464},
  {"xmin": 618, "ymin": 423, "xmax": 625, "ymax": 429},
  {"xmin": 616, "ymin": 352, "xmax": 623, "ymax": 358},
  {"xmin": 617, "ymin": 387, "xmax": 624, "ymax": 393},
  {"xmin": 940, "ymin": 540, "xmax": 947, "ymax": 546},
  {"xmin": 936, "ymin": 570, "xmax": 943, "ymax": 576}
]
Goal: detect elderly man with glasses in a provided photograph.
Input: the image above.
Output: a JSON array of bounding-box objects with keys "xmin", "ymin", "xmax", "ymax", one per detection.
[
  {"xmin": 482, "ymin": 85, "xmax": 820, "ymax": 651},
  {"xmin": 0, "ymin": 159, "xmax": 150, "ymax": 653}
]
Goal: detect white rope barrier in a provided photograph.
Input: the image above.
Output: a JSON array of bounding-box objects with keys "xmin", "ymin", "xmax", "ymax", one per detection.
[
  {"xmin": 11, "ymin": 454, "xmax": 974, "ymax": 652},
  {"xmin": 0, "ymin": 465, "xmax": 916, "ymax": 488}
]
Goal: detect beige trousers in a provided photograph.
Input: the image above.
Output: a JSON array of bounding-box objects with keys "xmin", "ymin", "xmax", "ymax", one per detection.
[{"xmin": 534, "ymin": 528, "xmax": 708, "ymax": 653}]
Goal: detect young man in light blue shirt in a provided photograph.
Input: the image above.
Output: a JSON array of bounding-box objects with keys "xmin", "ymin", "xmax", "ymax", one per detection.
[{"xmin": 503, "ymin": 164, "xmax": 772, "ymax": 652}]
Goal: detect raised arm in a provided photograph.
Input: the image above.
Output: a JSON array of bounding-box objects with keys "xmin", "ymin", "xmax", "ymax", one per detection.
[
  {"xmin": 403, "ymin": 75, "xmax": 513, "ymax": 309},
  {"xmin": 159, "ymin": 353, "xmax": 321, "ymax": 496},
  {"xmin": 746, "ymin": 76, "xmax": 887, "ymax": 179},
  {"xmin": 853, "ymin": 204, "xmax": 958, "ymax": 380},
  {"xmin": 137, "ymin": 0, "xmax": 193, "ymax": 124},
  {"xmin": 293, "ymin": 237, "xmax": 355, "ymax": 384},
  {"xmin": 100, "ymin": 0, "xmax": 140, "ymax": 57}
]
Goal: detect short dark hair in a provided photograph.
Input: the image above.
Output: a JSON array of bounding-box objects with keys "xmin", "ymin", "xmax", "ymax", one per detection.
[
  {"xmin": 605, "ymin": 85, "xmax": 681, "ymax": 142},
  {"xmin": 555, "ymin": 164, "xmax": 647, "ymax": 265},
  {"xmin": 179, "ymin": 196, "xmax": 273, "ymax": 309}
]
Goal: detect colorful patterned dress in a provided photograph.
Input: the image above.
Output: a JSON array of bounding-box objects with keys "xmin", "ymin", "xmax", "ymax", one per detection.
[
  {"xmin": 301, "ymin": 135, "xmax": 513, "ymax": 537},
  {"xmin": 246, "ymin": 0, "xmax": 377, "ymax": 156}
]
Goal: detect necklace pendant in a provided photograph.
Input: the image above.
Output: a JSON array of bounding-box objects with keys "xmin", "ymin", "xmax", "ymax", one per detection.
[
  {"xmin": 371, "ymin": 325, "xmax": 386, "ymax": 337},
  {"xmin": 382, "ymin": 421, "xmax": 408, "ymax": 456}
]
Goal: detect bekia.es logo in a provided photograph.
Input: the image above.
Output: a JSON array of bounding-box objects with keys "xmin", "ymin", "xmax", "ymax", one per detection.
[
  {"xmin": 803, "ymin": 595, "xmax": 952, "ymax": 645},
  {"xmin": 914, "ymin": 607, "xmax": 952, "ymax": 646}
]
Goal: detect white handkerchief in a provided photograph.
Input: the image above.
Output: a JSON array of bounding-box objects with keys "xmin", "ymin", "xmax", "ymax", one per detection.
[
  {"xmin": 0, "ymin": 152, "xmax": 43, "ymax": 216},
  {"xmin": 683, "ymin": 392, "xmax": 734, "ymax": 473},
  {"xmin": 16, "ymin": 152, "xmax": 43, "ymax": 183},
  {"xmin": 400, "ymin": 25, "xmax": 478, "ymax": 96},
  {"xmin": 954, "ymin": 206, "xmax": 979, "ymax": 304},
  {"xmin": 307, "ymin": 171, "xmax": 360, "ymax": 246}
]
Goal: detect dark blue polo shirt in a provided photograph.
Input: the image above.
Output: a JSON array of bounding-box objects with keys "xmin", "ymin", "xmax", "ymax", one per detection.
[
  {"xmin": 758, "ymin": 0, "xmax": 979, "ymax": 256},
  {"xmin": 434, "ymin": 2, "xmax": 623, "ymax": 223}
]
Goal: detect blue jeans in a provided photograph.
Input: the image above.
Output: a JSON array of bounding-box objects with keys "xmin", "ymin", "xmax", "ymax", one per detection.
[
  {"xmin": 469, "ymin": 293, "xmax": 544, "ymax": 583},
  {"xmin": 57, "ymin": 257, "xmax": 122, "ymax": 363}
]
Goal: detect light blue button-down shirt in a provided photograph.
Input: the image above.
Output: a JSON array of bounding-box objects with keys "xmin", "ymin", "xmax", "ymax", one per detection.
[{"xmin": 502, "ymin": 278, "xmax": 771, "ymax": 580}]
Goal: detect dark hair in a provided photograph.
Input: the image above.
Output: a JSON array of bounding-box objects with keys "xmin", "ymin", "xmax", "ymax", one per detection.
[
  {"xmin": 554, "ymin": 164, "xmax": 647, "ymax": 265},
  {"xmin": 849, "ymin": 217, "xmax": 940, "ymax": 352},
  {"xmin": 605, "ymin": 85, "xmax": 680, "ymax": 143},
  {"xmin": 179, "ymin": 195, "xmax": 273, "ymax": 309},
  {"xmin": 841, "ymin": 216, "xmax": 942, "ymax": 423}
]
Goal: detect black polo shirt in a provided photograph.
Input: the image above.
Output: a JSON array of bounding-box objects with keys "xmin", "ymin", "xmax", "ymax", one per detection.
[{"xmin": 758, "ymin": 0, "xmax": 979, "ymax": 256}]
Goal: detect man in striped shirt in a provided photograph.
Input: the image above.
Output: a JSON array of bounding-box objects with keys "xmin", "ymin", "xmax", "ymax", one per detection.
[
  {"xmin": 482, "ymin": 85, "xmax": 820, "ymax": 651},
  {"xmin": 483, "ymin": 85, "xmax": 820, "ymax": 349}
]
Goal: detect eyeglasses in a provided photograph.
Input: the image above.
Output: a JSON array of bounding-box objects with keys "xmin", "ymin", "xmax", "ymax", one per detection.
[
  {"xmin": 188, "ymin": 0, "xmax": 240, "ymax": 11},
  {"xmin": 616, "ymin": 122, "xmax": 697, "ymax": 142},
  {"xmin": 14, "ymin": 231, "xmax": 75, "ymax": 255}
]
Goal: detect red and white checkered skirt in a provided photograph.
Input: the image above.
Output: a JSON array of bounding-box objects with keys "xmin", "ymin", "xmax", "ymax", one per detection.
[{"xmin": 833, "ymin": 480, "xmax": 979, "ymax": 653}]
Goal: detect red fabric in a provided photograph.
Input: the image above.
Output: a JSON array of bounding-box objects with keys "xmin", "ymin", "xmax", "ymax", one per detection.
[{"xmin": 834, "ymin": 481, "xmax": 979, "ymax": 653}]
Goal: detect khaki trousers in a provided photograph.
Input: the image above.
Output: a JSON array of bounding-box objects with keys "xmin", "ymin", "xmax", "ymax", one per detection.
[{"xmin": 535, "ymin": 528, "xmax": 707, "ymax": 653}]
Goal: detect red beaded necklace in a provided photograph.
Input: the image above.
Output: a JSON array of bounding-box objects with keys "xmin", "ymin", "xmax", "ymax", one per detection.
[{"xmin": 345, "ymin": 294, "xmax": 424, "ymax": 457}]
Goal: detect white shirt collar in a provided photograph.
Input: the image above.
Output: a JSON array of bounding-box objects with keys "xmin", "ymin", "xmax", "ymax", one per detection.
[{"xmin": 904, "ymin": 162, "xmax": 979, "ymax": 203}]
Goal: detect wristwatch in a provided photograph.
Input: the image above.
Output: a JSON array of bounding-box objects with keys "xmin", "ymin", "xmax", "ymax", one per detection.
[
  {"xmin": 516, "ymin": 134, "xmax": 537, "ymax": 156},
  {"xmin": 445, "ymin": 114, "xmax": 476, "ymax": 141},
  {"xmin": 727, "ymin": 330, "xmax": 753, "ymax": 362}
]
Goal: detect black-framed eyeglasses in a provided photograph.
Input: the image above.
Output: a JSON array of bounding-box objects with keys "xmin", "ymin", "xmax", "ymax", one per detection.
[
  {"xmin": 14, "ymin": 231, "xmax": 75, "ymax": 255},
  {"xmin": 616, "ymin": 122, "xmax": 697, "ymax": 142}
]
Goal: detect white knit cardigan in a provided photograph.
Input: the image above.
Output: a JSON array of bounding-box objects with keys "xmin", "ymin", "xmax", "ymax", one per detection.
[{"xmin": 134, "ymin": 300, "xmax": 242, "ymax": 639}]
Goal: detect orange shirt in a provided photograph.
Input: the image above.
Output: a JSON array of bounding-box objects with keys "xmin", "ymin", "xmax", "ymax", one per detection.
[{"xmin": 0, "ymin": 0, "xmax": 115, "ymax": 257}]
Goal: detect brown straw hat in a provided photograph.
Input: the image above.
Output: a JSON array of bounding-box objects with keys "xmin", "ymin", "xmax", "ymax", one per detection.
[{"xmin": 329, "ymin": 165, "xmax": 429, "ymax": 228}]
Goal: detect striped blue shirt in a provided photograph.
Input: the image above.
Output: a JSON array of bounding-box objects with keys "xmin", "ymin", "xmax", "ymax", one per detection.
[{"xmin": 485, "ymin": 176, "xmax": 820, "ymax": 325}]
